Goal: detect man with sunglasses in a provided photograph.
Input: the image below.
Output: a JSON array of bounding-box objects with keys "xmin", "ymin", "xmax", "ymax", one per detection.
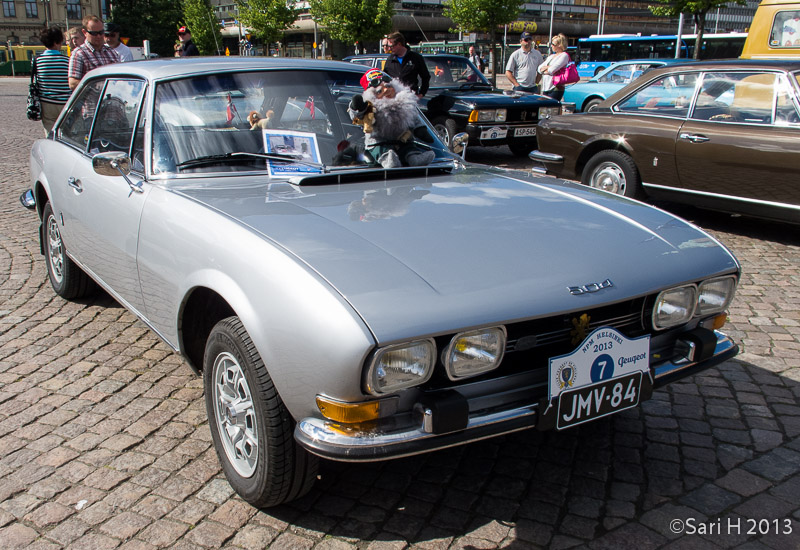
[
  {"xmin": 104, "ymin": 22, "xmax": 133, "ymax": 62},
  {"xmin": 176, "ymin": 26, "xmax": 200, "ymax": 57},
  {"xmin": 383, "ymin": 32, "xmax": 430, "ymax": 99},
  {"xmin": 504, "ymin": 31, "xmax": 544, "ymax": 94},
  {"xmin": 68, "ymin": 15, "xmax": 121, "ymax": 90}
]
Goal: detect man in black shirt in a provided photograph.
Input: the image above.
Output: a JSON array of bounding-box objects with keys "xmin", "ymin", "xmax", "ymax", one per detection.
[
  {"xmin": 176, "ymin": 26, "xmax": 200, "ymax": 56},
  {"xmin": 383, "ymin": 32, "xmax": 430, "ymax": 99}
]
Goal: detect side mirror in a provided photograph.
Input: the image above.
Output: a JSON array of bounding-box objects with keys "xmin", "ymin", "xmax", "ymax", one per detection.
[
  {"xmin": 19, "ymin": 189, "xmax": 36, "ymax": 210},
  {"xmin": 92, "ymin": 151, "xmax": 131, "ymax": 177},
  {"xmin": 452, "ymin": 132, "xmax": 469, "ymax": 158},
  {"xmin": 92, "ymin": 151, "xmax": 143, "ymax": 194}
]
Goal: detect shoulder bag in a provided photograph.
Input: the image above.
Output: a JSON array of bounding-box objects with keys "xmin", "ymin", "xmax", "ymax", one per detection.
[
  {"xmin": 26, "ymin": 57, "xmax": 42, "ymax": 121},
  {"xmin": 552, "ymin": 59, "xmax": 580, "ymax": 88}
]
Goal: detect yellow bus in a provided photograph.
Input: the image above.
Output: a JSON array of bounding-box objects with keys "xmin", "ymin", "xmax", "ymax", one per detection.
[{"xmin": 0, "ymin": 45, "xmax": 70, "ymax": 75}]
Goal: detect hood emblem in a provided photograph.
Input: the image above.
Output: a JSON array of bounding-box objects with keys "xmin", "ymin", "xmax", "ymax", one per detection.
[
  {"xmin": 567, "ymin": 279, "xmax": 613, "ymax": 296},
  {"xmin": 570, "ymin": 314, "xmax": 591, "ymax": 346}
]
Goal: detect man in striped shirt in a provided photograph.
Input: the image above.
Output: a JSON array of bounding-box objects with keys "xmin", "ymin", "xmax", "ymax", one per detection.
[
  {"xmin": 68, "ymin": 15, "xmax": 122, "ymax": 90},
  {"xmin": 35, "ymin": 27, "xmax": 71, "ymax": 134}
]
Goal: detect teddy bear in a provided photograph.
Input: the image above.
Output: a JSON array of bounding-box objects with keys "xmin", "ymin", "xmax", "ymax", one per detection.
[
  {"xmin": 348, "ymin": 69, "xmax": 435, "ymax": 169},
  {"xmin": 248, "ymin": 110, "xmax": 274, "ymax": 130}
]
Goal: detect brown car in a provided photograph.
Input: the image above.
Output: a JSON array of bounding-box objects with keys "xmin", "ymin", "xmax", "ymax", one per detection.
[{"xmin": 530, "ymin": 60, "xmax": 800, "ymax": 224}]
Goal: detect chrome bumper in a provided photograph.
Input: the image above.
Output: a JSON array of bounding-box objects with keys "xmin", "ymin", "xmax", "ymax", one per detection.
[
  {"xmin": 295, "ymin": 330, "xmax": 738, "ymax": 462},
  {"xmin": 528, "ymin": 150, "xmax": 564, "ymax": 164}
]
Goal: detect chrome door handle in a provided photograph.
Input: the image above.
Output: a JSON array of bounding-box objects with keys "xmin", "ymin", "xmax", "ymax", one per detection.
[
  {"xmin": 67, "ymin": 177, "xmax": 83, "ymax": 193},
  {"xmin": 679, "ymin": 133, "xmax": 710, "ymax": 143}
]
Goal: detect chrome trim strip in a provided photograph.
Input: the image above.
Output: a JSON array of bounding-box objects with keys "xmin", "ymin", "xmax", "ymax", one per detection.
[
  {"xmin": 641, "ymin": 182, "xmax": 800, "ymax": 211},
  {"xmin": 528, "ymin": 150, "xmax": 564, "ymax": 164},
  {"xmin": 652, "ymin": 331, "xmax": 736, "ymax": 380}
]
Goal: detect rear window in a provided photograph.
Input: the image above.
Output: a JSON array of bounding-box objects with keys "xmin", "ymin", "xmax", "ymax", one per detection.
[{"xmin": 770, "ymin": 10, "xmax": 800, "ymax": 47}]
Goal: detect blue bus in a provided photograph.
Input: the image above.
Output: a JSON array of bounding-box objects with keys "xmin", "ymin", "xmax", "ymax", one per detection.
[{"xmin": 576, "ymin": 33, "xmax": 747, "ymax": 78}]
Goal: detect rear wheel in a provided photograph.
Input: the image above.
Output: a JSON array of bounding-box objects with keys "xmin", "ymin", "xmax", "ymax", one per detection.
[
  {"xmin": 204, "ymin": 316, "xmax": 318, "ymax": 508},
  {"xmin": 583, "ymin": 98, "xmax": 603, "ymax": 112},
  {"xmin": 42, "ymin": 202, "xmax": 94, "ymax": 299},
  {"xmin": 581, "ymin": 150, "xmax": 643, "ymax": 199},
  {"xmin": 433, "ymin": 117, "xmax": 459, "ymax": 151}
]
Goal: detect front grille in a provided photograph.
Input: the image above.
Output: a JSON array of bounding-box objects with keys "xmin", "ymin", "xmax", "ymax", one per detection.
[
  {"xmin": 426, "ymin": 297, "xmax": 649, "ymax": 392},
  {"xmin": 506, "ymin": 108, "xmax": 539, "ymax": 124}
]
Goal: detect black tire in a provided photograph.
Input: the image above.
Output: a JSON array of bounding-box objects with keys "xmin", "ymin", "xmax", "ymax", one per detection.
[
  {"xmin": 581, "ymin": 150, "xmax": 643, "ymax": 199},
  {"xmin": 594, "ymin": 66, "xmax": 606, "ymax": 76},
  {"xmin": 433, "ymin": 117, "xmax": 459, "ymax": 151},
  {"xmin": 204, "ymin": 316, "xmax": 318, "ymax": 508},
  {"xmin": 41, "ymin": 202, "xmax": 95, "ymax": 299},
  {"xmin": 583, "ymin": 98, "xmax": 603, "ymax": 112},
  {"xmin": 508, "ymin": 141, "xmax": 536, "ymax": 157}
]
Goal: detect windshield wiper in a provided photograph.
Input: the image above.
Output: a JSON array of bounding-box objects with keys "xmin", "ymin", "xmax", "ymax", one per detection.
[
  {"xmin": 458, "ymin": 82, "xmax": 492, "ymax": 90},
  {"xmin": 176, "ymin": 151, "xmax": 325, "ymax": 171}
]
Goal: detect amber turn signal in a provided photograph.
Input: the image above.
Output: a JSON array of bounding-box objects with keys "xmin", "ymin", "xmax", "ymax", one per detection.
[{"xmin": 316, "ymin": 396, "xmax": 381, "ymax": 423}]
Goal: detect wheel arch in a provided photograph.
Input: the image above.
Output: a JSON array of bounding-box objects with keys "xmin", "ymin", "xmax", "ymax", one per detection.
[
  {"xmin": 178, "ymin": 285, "xmax": 236, "ymax": 373},
  {"xmin": 575, "ymin": 138, "xmax": 634, "ymax": 181}
]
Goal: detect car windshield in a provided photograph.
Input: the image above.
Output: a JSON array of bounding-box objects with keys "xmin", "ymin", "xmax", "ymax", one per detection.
[
  {"xmin": 426, "ymin": 58, "xmax": 491, "ymax": 89},
  {"xmin": 152, "ymin": 69, "xmax": 450, "ymax": 175}
]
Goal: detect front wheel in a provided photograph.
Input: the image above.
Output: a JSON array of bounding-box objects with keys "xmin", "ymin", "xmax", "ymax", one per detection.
[
  {"xmin": 583, "ymin": 98, "xmax": 603, "ymax": 112},
  {"xmin": 204, "ymin": 316, "xmax": 318, "ymax": 507},
  {"xmin": 581, "ymin": 150, "xmax": 643, "ymax": 199},
  {"xmin": 42, "ymin": 202, "xmax": 94, "ymax": 299},
  {"xmin": 433, "ymin": 117, "xmax": 459, "ymax": 151}
]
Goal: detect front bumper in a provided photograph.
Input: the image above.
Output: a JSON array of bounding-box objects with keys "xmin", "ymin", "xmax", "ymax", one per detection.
[{"xmin": 295, "ymin": 329, "xmax": 738, "ymax": 462}]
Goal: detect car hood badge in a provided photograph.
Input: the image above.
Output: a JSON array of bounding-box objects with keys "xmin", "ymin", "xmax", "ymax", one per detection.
[{"xmin": 570, "ymin": 313, "xmax": 591, "ymax": 346}]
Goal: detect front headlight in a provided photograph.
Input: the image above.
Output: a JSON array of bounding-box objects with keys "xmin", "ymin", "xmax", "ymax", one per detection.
[
  {"xmin": 444, "ymin": 327, "xmax": 506, "ymax": 381},
  {"xmin": 365, "ymin": 340, "xmax": 435, "ymax": 396},
  {"xmin": 652, "ymin": 285, "xmax": 697, "ymax": 330},
  {"xmin": 495, "ymin": 109, "xmax": 507, "ymax": 122},
  {"xmin": 471, "ymin": 109, "xmax": 507, "ymax": 122},
  {"xmin": 539, "ymin": 106, "xmax": 561, "ymax": 118},
  {"xmin": 697, "ymin": 276, "xmax": 737, "ymax": 315}
]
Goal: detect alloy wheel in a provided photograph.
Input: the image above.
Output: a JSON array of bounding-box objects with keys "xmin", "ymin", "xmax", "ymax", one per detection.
[{"xmin": 213, "ymin": 351, "xmax": 259, "ymax": 477}]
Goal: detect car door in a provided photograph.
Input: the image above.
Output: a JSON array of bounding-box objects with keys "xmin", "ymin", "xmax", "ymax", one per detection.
[
  {"xmin": 60, "ymin": 78, "xmax": 151, "ymax": 314},
  {"xmin": 613, "ymin": 71, "xmax": 698, "ymax": 187},
  {"xmin": 676, "ymin": 71, "xmax": 800, "ymax": 206}
]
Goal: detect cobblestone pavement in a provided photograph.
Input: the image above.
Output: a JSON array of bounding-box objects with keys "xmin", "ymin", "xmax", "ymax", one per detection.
[{"xmin": 1, "ymin": 76, "xmax": 798, "ymax": 550}]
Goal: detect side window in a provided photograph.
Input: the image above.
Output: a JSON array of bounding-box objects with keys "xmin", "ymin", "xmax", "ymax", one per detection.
[
  {"xmin": 776, "ymin": 75, "xmax": 800, "ymax": 124},
  {"xmin": 616, "ymin": 73, "xmax": 697, "ymax": 117},
  {"xmin": 690, "ymin": 73, "xmax": 737, "ymax": 121},
  {"xmin": 730, "ymin": 72, "xmax": 776, "ymax": 124},
  {"xmin": 57, "ymin": 79, "xmax": 104, "ymax": 151},
  {"xmin": 770, "ymin": 11, "xmax": 800, "ymax": 47},
  {"xmin": 89, "ymin": 79, "xmax": 146, "ymax": 154}
]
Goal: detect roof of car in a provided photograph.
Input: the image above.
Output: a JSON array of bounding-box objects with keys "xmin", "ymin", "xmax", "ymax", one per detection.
[
  {"xmin": 343, "ymin": 53, "xmax": 469, "ymax": 61},
  {"xmin": 80, "ymin": 57, "xmax": 366, "ymax": 82},
  {"xmin": 645, "ymin": 58, "xmax": 800, "ymax": 72}
]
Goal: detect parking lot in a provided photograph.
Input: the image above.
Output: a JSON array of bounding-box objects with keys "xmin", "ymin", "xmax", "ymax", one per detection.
[{"xmin": 1, "ymin": 76, "xmax": 798, "ymax": 549}]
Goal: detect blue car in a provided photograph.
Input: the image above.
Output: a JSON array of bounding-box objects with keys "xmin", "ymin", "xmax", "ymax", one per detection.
[{"xmin": 563, "ymin": 59, "xmax": 688, "ymax": 112}]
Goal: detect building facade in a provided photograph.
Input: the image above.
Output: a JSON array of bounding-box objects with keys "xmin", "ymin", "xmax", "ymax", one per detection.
[{"xmin": 2, "ymin": 0, "xmax": 105, "ymax": 45}]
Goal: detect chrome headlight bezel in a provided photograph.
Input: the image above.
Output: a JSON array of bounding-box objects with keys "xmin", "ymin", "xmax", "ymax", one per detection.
[
  {"xmin": 444, "ymin": 326, "xmax": 507, "ymax": 381},
  {"xmin": 652, "ymin": 284, "xmax": 698, "ymax": 330},
  {"xmin": 697, "ymin": 275, "xmax": 737, "ymax": 316},
  {"xmin": 364, "ymin": 339, "xmax": 436, "ymax": 396}
]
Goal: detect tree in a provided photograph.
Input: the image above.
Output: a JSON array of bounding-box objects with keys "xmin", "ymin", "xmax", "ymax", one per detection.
[
  {"xmin": 236, "ymin": 0, "xmax": 299, "ymax": 46},
  {"xmin": 182, "ymin": 0, "xmax": 224, "ymax": 55},
  {"xmin": 649, "ymin": 0, "xmax": 745, "ymax": 59},
  {"xmin": 443, "ymin": 0, "xmax": 521, "ymax": 86},
  {"xmin": 110, "ymin": 0, "xmax": 184, "ymax": 58},
  {"xmin": 309, "ymin": 0, "xmax": 393, "ymax": 51}
]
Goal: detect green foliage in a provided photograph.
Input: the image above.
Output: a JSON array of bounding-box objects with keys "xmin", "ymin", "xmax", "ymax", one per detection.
[
  {"xmin": 443, "ymin": 0, "xmax": 521, "ymax": 85},
  {"xmin": 182, "ymin": 0, "xmax": 224, "ymax": 55},
  {"xmin": 237, "ymin": 0, "xmax": 299, "ymax": 45},
  {"xmin": 649, "ymin": 0, "xmax": 745, "ymax": 59},
  {"xmin": 309, "ymin": 0, "xmax": 393, "ymax": 45},
  {"xmin": 109, "ymin": 0, "xmax": 184, "ymax": 58}
]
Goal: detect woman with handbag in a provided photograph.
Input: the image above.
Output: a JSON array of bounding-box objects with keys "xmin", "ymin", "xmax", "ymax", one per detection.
[
  {"xmin": 34, "ymin": 27, "xmax": 71, "ymax": 135},
  {"xmin": 537, "ymin": 34, "xmax": 572, "ymax": 101}
]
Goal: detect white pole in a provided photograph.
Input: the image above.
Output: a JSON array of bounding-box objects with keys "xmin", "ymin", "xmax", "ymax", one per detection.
[
  {"xmin": 715, "ymin": 8, "xmax": 720, "ymax": 33},
  {"xmin": 675, "ymin": 13, "xmax": 684, "ymax": 58},
  {"xmin": 549, "ymin": 0, "xmax": 555, "ymax": 46},
  {"xmin": 597, "ymin": 0, "xmax": 602, "ymax": 34}
]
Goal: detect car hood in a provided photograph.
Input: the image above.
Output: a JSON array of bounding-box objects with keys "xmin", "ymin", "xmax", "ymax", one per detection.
[
  {"xmin": 173, "ymin": 167, "xmax": 738, "ymax": 342},
  {"xmin": 427, "ymin": 88, "xmax": 559, "ymax": 108}
]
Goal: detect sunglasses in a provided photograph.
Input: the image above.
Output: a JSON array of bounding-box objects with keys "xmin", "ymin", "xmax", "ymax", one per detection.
[
  {"xmin": 368, "ymin": 74, "xmax": 392, "ymax": 88},
  {"xmin": 85, "ymin": 30, "xmax": 103, "ymax": 36},
  {"xmin": 522, "ymin": 37, "xmax": 532, "ymax": 42}
]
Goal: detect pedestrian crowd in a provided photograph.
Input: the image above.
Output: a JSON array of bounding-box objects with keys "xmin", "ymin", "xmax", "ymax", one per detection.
[{"xmin": 29, "ymin": 14, "xmax": 197, "ymax": 135}]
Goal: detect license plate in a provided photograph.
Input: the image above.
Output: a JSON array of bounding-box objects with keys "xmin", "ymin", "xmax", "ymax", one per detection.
[
  {"xmin": 557, "ymin": 371, "xmax": 642, "ymax": 430},
  {"xmin": 480, "ymin": 127, "xmax": 507, "ymax": 140},
  {"xmin": 514, "ymin": 127, "xmax": 536, "ymax": 137}
]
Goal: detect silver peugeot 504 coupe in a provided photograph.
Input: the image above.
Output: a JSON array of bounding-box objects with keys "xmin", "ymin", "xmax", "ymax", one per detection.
[{"xmin": 24, "ymin": 58, "xmax": 740, "ymax": 508}]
